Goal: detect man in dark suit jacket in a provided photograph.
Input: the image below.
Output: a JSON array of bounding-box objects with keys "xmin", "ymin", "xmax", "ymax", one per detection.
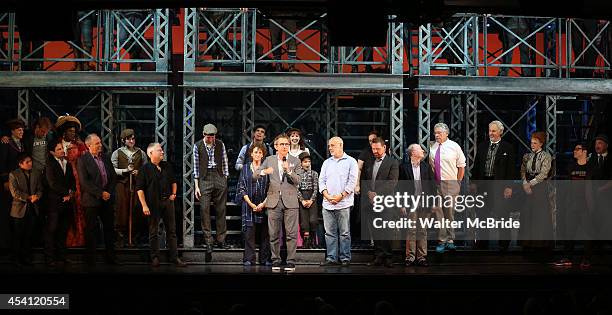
[
  {"xmin": 471, "ymin": 120, "xmax": 517, "ymax": 250},
  {"xmin": 77, "ymin": 133, "xmax": 118, "ymax": 265},
  {"xmin": 400, "ymin": 144, "xmax": 436, "ymax": 267},
  {"xmin": 8, "ymin": 153, "xmax": 43, "ymax": 265},
  {"xmin": 44, "ymin": 139, "xmax": 76, "ymax": 266},
  {"xmin": 362, "ymin": 137, "xmax": 399, "ymax": 268}
]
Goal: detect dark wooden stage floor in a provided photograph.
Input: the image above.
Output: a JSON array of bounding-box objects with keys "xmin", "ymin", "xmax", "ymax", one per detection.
[{"xmin": 2, "ymin": 248, "xmax": 611, "ymax": 314}]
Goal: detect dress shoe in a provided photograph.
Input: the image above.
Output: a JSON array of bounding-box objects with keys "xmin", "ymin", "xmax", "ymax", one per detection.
[
  {"xmin": 416, "ymin": 258, "xmax": 429, "ymax": 267},
  {"xmin": 340, "ymin": 260, "xmax": 350, "ymax": 267},
  {"xmin": 151, "ymin": 257, "xmax": 160, "ymax": 267},
  {"xmin": 367, "ymin": 258, "xmax": 383, "ymax": 267},
  {"xmin": 217, "ymin": 242, "xmax": 231, "ymax": 250},
  {"xmin": 105, "ymin": 256, "xmax": 123, "ymax": 265},
  {"xmin": 174, "ymin": 258, "xmax": 187, "ymax": 267},
  {"xmin": 384, "ymin": 259, "xmax": 394, "ymax": 268}
]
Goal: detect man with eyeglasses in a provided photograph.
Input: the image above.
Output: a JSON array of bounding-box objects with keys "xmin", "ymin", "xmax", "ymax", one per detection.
[
  {"xmin": 111, "ymin": 129, "xmax": 147, "ymax": 248},
  {"xmin": 194, "ymin": 124, "xmax": 229, "ymax": 262},
  {"xmin": 254, "ymin": 133, "xmax": 301, "ymax": 272}
]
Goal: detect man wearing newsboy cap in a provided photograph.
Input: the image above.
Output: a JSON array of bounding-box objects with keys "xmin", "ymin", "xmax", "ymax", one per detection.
[{"xmin": 193, "ymin": 123, "xmax": 229, "ymax": 262}]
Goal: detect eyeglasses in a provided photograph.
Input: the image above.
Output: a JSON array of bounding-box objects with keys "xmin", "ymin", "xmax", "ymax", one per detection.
[{"xmin": 276, "ymin": 143, "xmax": 290, "ymax": 146}]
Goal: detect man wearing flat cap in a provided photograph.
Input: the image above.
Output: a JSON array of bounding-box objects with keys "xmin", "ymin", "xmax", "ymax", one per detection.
[
  {"xmin": 0, "ymin": 118, "xmax": 26, "ymax": 249},
  {"xmin": 111, "ymin": 129, "xmax": 147, "ymax": 247},
  {"xmin": 193, "ymin": 123, "xmax": 229, "ymax": 261}
]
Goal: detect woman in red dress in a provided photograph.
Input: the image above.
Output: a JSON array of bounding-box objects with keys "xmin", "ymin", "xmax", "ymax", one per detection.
[{"xmin": 55, "ymin": 116, "xmax": 88, "ymax": 247}]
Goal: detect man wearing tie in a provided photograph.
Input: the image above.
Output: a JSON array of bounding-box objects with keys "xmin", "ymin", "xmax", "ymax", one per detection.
[
  {"xmin": 429, "ymin": 123, "xmax": 466, "ymax": 254},
  {"xmin": 402, "ymin": 144, "xmax": 436, "ymax": 266},
  {"xmin": 44, "ymin": 140, "xmax": 76, "ymax": 267},
  {"xmin": 254, "ymin": 133, "xmax": 301, "ymax": 272},
  {"xmin": 471, "ymin": 121, "xmax": 516, "ymax": 251},
  {"xmin": 77, "ymin": 134, "xmax": 118, "ymax": 266},
  {"xmin": 362, "ymin": 137, "xmax": 399, "ymax": 268},
  {"xmin": 588, "ymin": 134, "xmax": 612, "ymax": 243}
]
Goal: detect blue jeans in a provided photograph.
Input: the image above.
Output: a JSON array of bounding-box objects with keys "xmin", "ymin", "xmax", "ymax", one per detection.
[{"xmin": 322, "ymin": 207, "xmax": 351, "ymax": 262}]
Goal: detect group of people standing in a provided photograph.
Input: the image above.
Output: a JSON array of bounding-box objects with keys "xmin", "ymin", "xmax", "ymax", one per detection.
[
  {"xmin": 2, "ymin": 115, "xmax": 610, "ymax": 270},
  {"xmin": 0, "ymin": 116, "xmax": 186, "ymax": 267}
]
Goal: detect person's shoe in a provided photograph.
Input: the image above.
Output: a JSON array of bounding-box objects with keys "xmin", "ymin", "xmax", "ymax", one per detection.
[
  {"xmin": 340, "ymin": 260, "xmax": 350, "ymax": 267},
  {"xmin": 260, "ymin": 260, "xmax": 273, "ymax": 266},
  {"xmin": 217, "ymin": 242, "xmax": 231, "ymax": 250},
  {"xmin": 445, "ymin": 242, "xmax": 457, "ymax": 251},
  {"xmin": 405, "ymin": 258, "xmax": 415, "ymax": 267},
  {"xmin": 580, "ymin": 259, "xmax": 591, "ymax": 269},
  {"xmin": 272, "ymin": 261, "xmax": 282, "ymax": 271},
  {"xmin": 59, "ymin": 258, "xmax": 73, "ymax": 264},
  {"xmin": 303, "ymin": 236, "xmax": 310, "ymax": 249},
  {"xmin": 384, "ymin": 258, "xmax": 394, "ymax": 268},
  {"xmin": 320, "ymin": 259, "xmax": 339, "ymax": 267},
  {"xmin": 554, "ymin": 258, "xmax": 572, "ymax": 267},
  {"xmin": 243, "ymin": 261, "xmax": 254, "ymax": 266},
  {"xmin": 106, "ymin": 256, "xmax": 123, "ymax": 265},
  {"xmin": 284, "ymin": 263, "xmax": 296, "ymax": 272},
  {"xmin": 204, "ymin": 251, "xmax": 212, "ymax": 263},
  {"xmin": 85, "ymin": 256, "xmax": 96, "ymax": 266},
  {"xmin": 367, "ymin": 258, "xmax": 384, "ymax": 267},
  {"xmin": 151, "ymin": 256, "xmax": 160, "ymax": 268},
  {"xmin": 174, "ymin": 258, "xmax": 187, "ymax": 267},
  {"xmin": 435, "ymin": 243, "xmax": 446, "ymax": 254},
  {"xmin": 416, "ymin": 258, "xmax": 429, "ymax": 267}
]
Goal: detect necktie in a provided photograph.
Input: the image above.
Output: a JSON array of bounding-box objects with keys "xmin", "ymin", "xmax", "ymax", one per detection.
[
  {"xmin": 434, "ymin": 143, "xmax": 441, "ymax": 183},
  {"xmin": 491, "ymin": 143, "xmax": 498, "ymax": 151},
  {"xmin": 598, "ymin": 155, "xmax": 603, "ymax": 168}
]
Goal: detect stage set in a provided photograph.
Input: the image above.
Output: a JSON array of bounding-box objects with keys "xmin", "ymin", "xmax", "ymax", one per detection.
[{"xmin": 1, "ymin": 2, "xmax": 612, "ymax": 314}]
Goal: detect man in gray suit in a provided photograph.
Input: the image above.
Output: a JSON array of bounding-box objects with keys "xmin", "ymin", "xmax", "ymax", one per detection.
[
  {"xmin": 254, "ymin": 133, "xmax": 301, "ymax": 272},
  {"xmin": 9, "ymin": 153, "xmax": 43, "ymax": 265}
]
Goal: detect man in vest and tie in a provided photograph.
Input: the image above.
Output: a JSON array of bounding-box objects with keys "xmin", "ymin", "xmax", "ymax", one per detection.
[
  {"xmin": 111, "ymin": 129, "xmax": 147, "ymax": 248},
  {"xmin": 194, "ymin": 123, "xmax": 229, "ymax": 262}
]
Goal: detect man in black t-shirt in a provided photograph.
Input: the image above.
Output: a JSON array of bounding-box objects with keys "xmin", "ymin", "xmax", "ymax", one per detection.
[
  {"xmin": 136, "ymin": 143, "xmax": 186, "ymax": 268},
  {"xmin": 555, "ymin": 143, "xmax": 591, "ymax": 268}
]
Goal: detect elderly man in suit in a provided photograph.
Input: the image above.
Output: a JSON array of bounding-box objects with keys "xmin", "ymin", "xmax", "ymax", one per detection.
[
  {"xmin": 471, "ymin": 120, "xmax": 516, "ymax": 251},
  {"xmin": 362, "ymin": 137, "xmax": 399, "ymax": 268},
  {"xmin": 254, "ymin": 133, "xmax": 301, "ymax": 272},
  {"xmin": 77, "ymin": 133, "xmax": 118, "ymax": 266},
  {"xmin": 9, "ymin": 153, "xmax": 43, "ymax": 265},
  {"xmin": 44, "ymin": 139, "xmax": 76, "ymax": 267},
  {"xmin": 401, "ymin": 144, "xmax": 436, "ymax": 267}
]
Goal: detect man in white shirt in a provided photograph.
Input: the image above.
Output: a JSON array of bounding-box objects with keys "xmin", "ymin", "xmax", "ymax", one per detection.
[{"xmin": 429, "ymin": 123, "xmax": 466, "ymax": 253}]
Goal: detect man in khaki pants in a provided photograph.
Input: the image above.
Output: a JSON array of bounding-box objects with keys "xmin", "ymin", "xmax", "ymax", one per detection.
[{"xmin": 429, "ymin": 123, "xmax": 466, "ymax": 254}]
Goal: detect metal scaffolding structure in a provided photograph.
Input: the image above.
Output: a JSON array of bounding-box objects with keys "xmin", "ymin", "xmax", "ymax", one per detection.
[{"xmin": 1, "ymin": 9, "xmax": 611, "ymax": 248}]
